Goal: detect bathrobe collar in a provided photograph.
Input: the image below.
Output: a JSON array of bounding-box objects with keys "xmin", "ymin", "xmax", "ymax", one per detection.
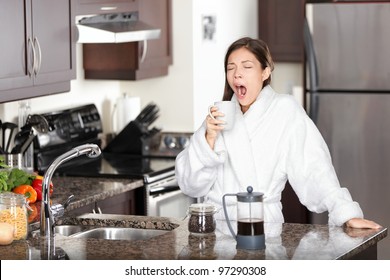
[{"xmin": 222, "ymin": 86, "xmax": 276, "ymax": 192}]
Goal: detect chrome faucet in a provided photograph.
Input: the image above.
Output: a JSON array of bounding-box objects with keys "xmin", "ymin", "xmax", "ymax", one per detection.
[{"xmin": 40, "ymin": 144, "xmax": 101, "ymax": 237}]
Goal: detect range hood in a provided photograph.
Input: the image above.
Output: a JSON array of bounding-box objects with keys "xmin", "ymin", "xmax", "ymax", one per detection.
[{"xmin": 77, "ymin": 12, "xmax": 161, "ymax": 43}]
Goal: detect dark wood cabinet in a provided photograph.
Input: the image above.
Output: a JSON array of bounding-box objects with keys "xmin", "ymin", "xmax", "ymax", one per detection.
[
  {"xmin": 281, "ymin": 181, "xmax": 309, "ymax": 224},
  {"xmin": 258, "ymin": 0, "xmax": 304, "ymax": 62},
  {"xmin": 81, "ymin": 0, "xmax": 172, "ymax": 80},
  {"xmin": 75, "ymin": 0, "xmax": 138, "ymax": 15},
  {"xmin": 68, "ymin": 190, "xmax": 136, "ymax": 215},
  {"xmin": 0, "ymin": 0, "xmax": 76, "ymax": 103}
]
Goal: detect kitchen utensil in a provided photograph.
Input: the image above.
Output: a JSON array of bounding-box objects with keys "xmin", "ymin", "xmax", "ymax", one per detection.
[
  {"xmin": 11, "ymin": 114, "xmax": 49, "ymax": 155},
  {"xmin": 4, "ymin": 153, "xmax": 23, "ymax": 169},
  {"xmin": 222, "ymin": 186, "xmax": 266, "ymax": 250},
  {"xmin": 25, "ymin": 114, "xmax": 50, "ymax": 133},
  {"xmin": 1, "ymin": 122, "xmax": 18, "ymax": 153},
  {"xmin": 135, "ymin": 103, "xmax": 159, "ymax": 126},
  {"xmin": 132, "ymin": 102, "xmax": 160, "ymax": 136},
  {"xmin": 11, "ymin": 128, "xmax": 32, "ymax": 154},
  {"xmin": 0, "ymin": 120, "xmax": 4, "ymax": 154},
  {"xmin": 18, "ymin": 133, "xmax": 36, "ymax": 155}
]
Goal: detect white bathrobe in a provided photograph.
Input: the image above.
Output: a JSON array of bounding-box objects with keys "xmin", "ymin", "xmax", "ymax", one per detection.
[{"xmin": 175, "ymin": 86, "xmax": 363, "ymax": 226}]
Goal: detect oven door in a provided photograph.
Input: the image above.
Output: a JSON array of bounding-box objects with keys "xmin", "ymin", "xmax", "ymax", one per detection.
[{"xmin": 147, "ymin": 176, "xmax": 195, "ymax": 218}]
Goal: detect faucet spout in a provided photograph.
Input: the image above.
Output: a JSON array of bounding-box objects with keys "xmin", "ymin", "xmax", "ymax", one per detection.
[{"xmin": 40, "ymin": 144, "xmax": 101, "ymax": 237}]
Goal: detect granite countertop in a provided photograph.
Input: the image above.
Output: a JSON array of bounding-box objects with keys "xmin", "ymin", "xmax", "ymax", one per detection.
[
  {"xmin": 0, "ymin": 212, "xmax": 387, "ymax": 260},
  {"xmin": 27, "ymin": 175, "xmax": 144, "ymax": 228},
  {"xmin": 0, "ymin": 176, "xmax": 387, "ymax": 260},
  {"xmin": 49, "ymin": 176, "xmax": 144, "ymax": 211}
]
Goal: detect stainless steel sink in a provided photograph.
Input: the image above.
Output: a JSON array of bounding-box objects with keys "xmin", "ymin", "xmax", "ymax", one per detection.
[
  {"xmin": 70, "ymin": 227, "xmax": 168, "ymax": 241},
  {"xmin": 33, "ymin": 223, "xmax": 170, "ymax": 241},
  {"xmin": 55, "ymin": 225, "xmax": 88, "ymax": 236}
]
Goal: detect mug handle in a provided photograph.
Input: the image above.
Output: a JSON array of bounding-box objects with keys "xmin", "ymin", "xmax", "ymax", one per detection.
[
  {"xmin": 222, "ymin": 193, "xmax": 237, "ymax": 240},
  {"xmin": 208, "ymin": 105, "xmax": 216, "ymax": 120}
]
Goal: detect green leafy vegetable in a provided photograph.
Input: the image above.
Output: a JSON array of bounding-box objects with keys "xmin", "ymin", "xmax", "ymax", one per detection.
[
  {"xmin": 0, "ymin": 156, "xmax": 35, "ymax": 192},
  {"xmin": 6, "ymin": 168, "xmax": 35, "ymax": 190},
  {"xmin": 0, "ymin": 156, "xmax": 10, "ymax": 192},
  {"xmin": 0, "ymin": 169, "xmax": 9, "ymax": 192}
]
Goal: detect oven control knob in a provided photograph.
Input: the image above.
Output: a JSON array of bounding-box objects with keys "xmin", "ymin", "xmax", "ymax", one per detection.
[
  {"xmin": 164, "ymin": 135, "xmax": 177, "ymax": 149},
  {"xmin": 178, "ymin": 136, "xmax": 189, "ymax": 149}
]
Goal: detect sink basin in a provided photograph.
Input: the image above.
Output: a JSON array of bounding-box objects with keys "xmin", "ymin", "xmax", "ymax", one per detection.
[
  {"xmin": 70, "ymin": 227, "xmax": 168, "ymax": 241},
  {"xmin": 55, "ymin": 225, "xmax": 87, "ymax": 236}
]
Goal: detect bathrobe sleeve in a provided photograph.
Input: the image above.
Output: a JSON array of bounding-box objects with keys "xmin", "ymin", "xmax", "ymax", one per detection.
[
  {"xmin": 284, "ymin": 107, "xmax": 363, "ymax": 226},
  {"xmin": 175, "ymin": 121, "xmax": 226, "ymax": 198}
]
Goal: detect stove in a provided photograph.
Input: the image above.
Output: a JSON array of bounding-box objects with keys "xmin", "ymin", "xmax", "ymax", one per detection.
[
  {"xmin": 57, "ymin": 152, "xmax": 176, "ymax": 184},
  {"xmin": 33, "ymin": 103, "xmax": 192, "ymax": 175},
  {"xmin": 34, "ymin": 104, "xmax": 195, "ymax": 218}
]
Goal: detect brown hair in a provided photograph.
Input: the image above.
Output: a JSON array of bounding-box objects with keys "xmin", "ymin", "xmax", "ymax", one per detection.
[{"xmin": 222, "ymin": 37, "xmax": 274, "ymax": 101}]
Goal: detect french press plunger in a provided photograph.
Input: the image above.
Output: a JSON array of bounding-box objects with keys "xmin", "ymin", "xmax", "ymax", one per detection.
[{"xmin": 222, "ymin": 186, "xmax": 265, "ymax": 250}]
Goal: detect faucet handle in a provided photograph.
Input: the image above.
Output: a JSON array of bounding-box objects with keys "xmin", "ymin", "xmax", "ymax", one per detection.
[
  {"xmin": 51, "ymin": 194, "xmax": 75, "ymax": 219},
  {"xmin": 63, "ymin": 194, "xmax": 75, "ymax": 209}
]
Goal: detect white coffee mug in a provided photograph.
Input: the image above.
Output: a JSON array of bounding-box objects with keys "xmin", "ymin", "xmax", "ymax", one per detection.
[{"xmin": 208, "ymin": 101, "xmax": 236, "ymax": 130}]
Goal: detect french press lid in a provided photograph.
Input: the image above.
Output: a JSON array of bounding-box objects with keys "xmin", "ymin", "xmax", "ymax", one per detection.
[{"xmin": 237, "ymin": 186, "xmax": 264, "ymax": 202}]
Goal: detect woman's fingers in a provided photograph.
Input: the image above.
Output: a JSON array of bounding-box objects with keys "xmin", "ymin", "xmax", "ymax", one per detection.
[
  {"xmin": 346, "ymin": 218, "xmax": 382, "ymax": 229},
  {"xmin": 207, "ymin": 106, "xmax": 225, "ymax": 128}
]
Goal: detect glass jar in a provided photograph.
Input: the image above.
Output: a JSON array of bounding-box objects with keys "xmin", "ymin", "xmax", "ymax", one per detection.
[
  {"xmin": 188, "ymin": 203, "xmax": 216, "ymax": 235},
  {"xmin": 0, "ymin": 192, "xmax": 29, "ymax": 240}
]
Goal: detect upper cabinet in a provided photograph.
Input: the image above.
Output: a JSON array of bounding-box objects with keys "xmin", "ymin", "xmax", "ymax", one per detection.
[
  {"xmin": 0, "ymin": 0, "xmax": 76, "ymax": 103},
  {"xmin": 258, "ymin": 0, "xmax": 304, "ymax": 62},
  {"xmin": 80, "ymin": 0, "xmax": 172, "ymax": 80}
]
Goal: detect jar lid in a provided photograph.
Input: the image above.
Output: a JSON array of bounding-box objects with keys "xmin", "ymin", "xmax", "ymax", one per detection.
[
  {"xmin": 188, "ymin": 203, "xmax": 217, "ymax": 214},
  {"xmin": 0, "ymin": 192, "xmax": 27, "ymax": 205}
]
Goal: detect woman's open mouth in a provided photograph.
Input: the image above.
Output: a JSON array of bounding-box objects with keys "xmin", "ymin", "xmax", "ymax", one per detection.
[{"xmin": 236, "ymin": 85, "xmax": 247, "ymax": 99}]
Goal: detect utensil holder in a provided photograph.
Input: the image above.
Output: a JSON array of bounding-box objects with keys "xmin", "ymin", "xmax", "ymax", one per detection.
[
  {"xmin": 4, "ymin": 153, "xmax": 23, "ymax": 169},
  {"xmin": 103, "ymin": 121, "xmax": 152, "ymax": 155}
]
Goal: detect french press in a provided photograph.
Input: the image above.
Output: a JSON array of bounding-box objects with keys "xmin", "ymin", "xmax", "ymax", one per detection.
[{"xmin": 222, "ymin": 186, "xmax": 265, "ymax": 250}]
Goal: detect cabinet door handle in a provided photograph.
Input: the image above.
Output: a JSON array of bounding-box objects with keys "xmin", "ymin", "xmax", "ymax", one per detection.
[
  {"xmin": 93, "ymin": 207, "xmax": 102, "ymax": 214},
  {"xmin": 27, "ymin": 37, "xmax": 36, "ymax": 77},
  {"xmin": 92, "ymin": 204, "xmax": 103, "ymax": 214},
  {"xmin": 33, "ymin": 37, "xmax": 42, "ymax": 75},
  {"xmin": 100, "ymin": 6, "xmax": 117, "ymax": 11},
  {"xmin": 140, "ymin": 40, "xmax": 148, "ymax": 63}
]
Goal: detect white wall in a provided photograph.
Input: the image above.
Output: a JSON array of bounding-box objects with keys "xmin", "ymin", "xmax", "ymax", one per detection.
[
  {"xmin": 0, "ymin": 0, "xmax": 302, "ymax": 134},
  {"xmin": 192, "ymin": 0, "xmax": 259, "ymax": 129}
]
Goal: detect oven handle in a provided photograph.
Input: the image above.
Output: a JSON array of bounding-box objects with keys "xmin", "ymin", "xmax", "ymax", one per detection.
[
  {"xmin": 144, "ymin": 169, "xmax": 175, "ymax": 184},
  {"xmin": 147, "ymin": 175, "xmax": 179, "ymax": 195},
  {"xmin": 150, "ymin": 185, "xmax": 180, "ymax": 195}
]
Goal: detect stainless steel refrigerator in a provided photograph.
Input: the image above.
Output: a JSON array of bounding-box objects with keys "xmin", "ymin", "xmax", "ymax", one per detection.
[{"xmin": 304, "ymin": 1, "xmax": 390, "ymax": 259}]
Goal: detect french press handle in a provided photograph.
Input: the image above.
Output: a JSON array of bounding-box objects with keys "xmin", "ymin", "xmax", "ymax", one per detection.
[{"xmin": 222, "ymin": 193, "xmax": 237, "ymax": 240}]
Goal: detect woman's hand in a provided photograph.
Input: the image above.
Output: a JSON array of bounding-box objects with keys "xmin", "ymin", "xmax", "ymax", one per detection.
[
  {"xmin": 205, "ymin": 106, "xmax": 225, "ymax": 149},
  {"xmin": 345, "ymin": 218, "xmax": 381, "ymax": 229}
]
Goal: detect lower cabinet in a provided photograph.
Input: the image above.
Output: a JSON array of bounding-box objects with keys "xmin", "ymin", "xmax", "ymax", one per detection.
[
  {"xmin": 281, "ymin": 181, "xmax": 309, "ymax": 223},
  {"xmin": 68, "ymin": 190, "xmax": 136, "ymax": 216}
]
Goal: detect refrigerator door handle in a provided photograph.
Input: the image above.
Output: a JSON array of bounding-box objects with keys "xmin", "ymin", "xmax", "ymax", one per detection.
[
  {"xmin": 309, "ymin": 92, "xmax": 319, "ymax": 124},
  {"xmin": 303, "ymin": 18, "xmax": 320, "ymax": 123},
  {"xmin": 303, "ymin": 18, "xmax": 319, "ymax": 92}
]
